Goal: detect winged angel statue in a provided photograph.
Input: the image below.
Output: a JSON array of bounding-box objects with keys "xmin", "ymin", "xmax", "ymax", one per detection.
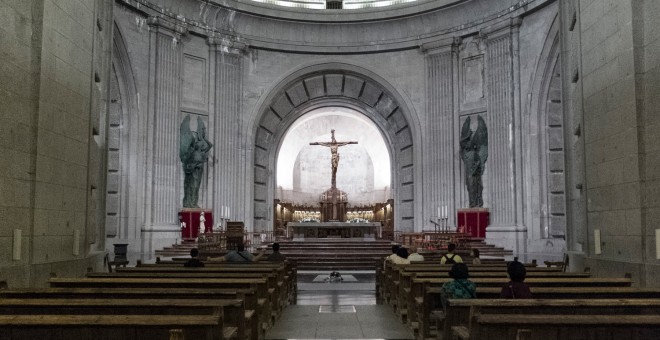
[
  {"xmin": 180, "ymin": 115, "xmax": 213, "ymax": 208},
  {"xmin": 459, "ymin": 115, "xmax": 488, "ymax": 208}
]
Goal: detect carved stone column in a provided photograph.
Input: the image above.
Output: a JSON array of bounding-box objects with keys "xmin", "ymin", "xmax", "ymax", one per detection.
[
  {"xmin": 483, "ymin": 18, "xmax": 526, "ymax": 253},
  {"xmin": 208, "ymin": 37, "xmax": 247, "ymax": 229},
  {"xmin": 421, "ymin": 38, "xmax": 460, "ymax": 229},
  {"xmin": 145, "ymin": 17, "xmax": 186, "ymax": 227},
  {"xmin": 484, "ymin": 19, "xmax": 522, "ymax": 227}
]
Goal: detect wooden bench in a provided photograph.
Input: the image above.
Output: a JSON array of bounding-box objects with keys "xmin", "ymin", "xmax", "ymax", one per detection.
[
  {"xmin": 49, "ymin": 277, "xmax": 273, "ymax": 335},
  {"xmin": 136, "ymin": 261, "xmax": 298, "ymax": 304},
  {"xmin": 377, "ymin": 262, "xmax": 547, "ymax": 305},
  {"xmin": 394, "ymin": 271, "xmax": 592, "ymax": 326},
  {"xmin": 461, "ymin": 314, "xmax": 660, "ymax": 340},
  {"xmin": 416, "ymin": 286, "xmax": 660, "ymax": 340},
  {"xmin": 87, "ymin": 271, "xmax": 289, "ymax": 318},
  {"xmin": 0, "ymin": 288, "xmax": 261, "ymax": 340},
  {"xmin": 112, "ymin": 266, "xmax": 296, "ymax": 307},
  {"xmin": 408, "ymin": 277, "xmax": 632, "ymax": 340},
  {"xmin": 0, "ymin": 297, "xmax": 244, "ymax": 339},
  {"xmin": 0, "ymin": 314, "xmax": 234, "ymax": 340},
  {"xmin": 443, "ymin": 298, "xmax": 660, "ymax": 340}
]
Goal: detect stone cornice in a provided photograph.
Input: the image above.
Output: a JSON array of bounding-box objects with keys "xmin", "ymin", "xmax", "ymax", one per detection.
[
  {"xmin": 208, "ymin": 36, "xmax": 249, "ymax": 54},
  {"xmin": 421, "ymin": 37, "xmax": 461, "ymax": 56},
  {"xmin": 118, "ymin": 0, "xmax": 552, "ymax": 54}
]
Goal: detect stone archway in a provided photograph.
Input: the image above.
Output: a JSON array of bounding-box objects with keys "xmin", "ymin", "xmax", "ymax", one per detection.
[{"xmin": 251, "ymin": 66, "xmax": 419, "ymax": 233}]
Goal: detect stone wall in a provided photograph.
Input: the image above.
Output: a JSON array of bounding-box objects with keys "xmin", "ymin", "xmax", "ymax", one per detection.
[
  {"xmin": 0, "ymin": 0, "xmax": 113, "ymax": 287},
  {"xmin": 561, "ymin": 0, "xmax": 660, "ymax": 286}
]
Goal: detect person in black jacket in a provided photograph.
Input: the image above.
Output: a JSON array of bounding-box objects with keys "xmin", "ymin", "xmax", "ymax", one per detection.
[
  {"xmin": 184, "ymin": 248, "xmax": 205, "ymax": 267},
  {"xmin": 500, "ymin": 260, "xmax": 532, "ymax": 298}
]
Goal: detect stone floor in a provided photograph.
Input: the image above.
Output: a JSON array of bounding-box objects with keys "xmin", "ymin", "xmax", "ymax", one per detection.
[{"xmin": 266, "ymin": 271, "xmax": 414, "ymax": 340}]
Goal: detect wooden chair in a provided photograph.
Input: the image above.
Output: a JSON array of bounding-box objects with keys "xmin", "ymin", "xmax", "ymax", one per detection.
[
  {"xmin": 104, "ymin": 253, "xmax": 129, "ymax": 273},
  {"xmin": 544, "ymin": 253, "xmax": 569, "ymax": 272}
]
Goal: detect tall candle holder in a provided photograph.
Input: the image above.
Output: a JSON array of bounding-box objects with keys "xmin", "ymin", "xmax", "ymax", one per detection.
[
  {"xmin": 436, "ymin": 205, "xmax": 450, "ymax": 233},
  {"xmin": 217, "ymin": 205, "xmax": 230, "ymax": 233},
  {"xmin": 440, "ymin": 215, "xmax": 449, "ymax": 233}
]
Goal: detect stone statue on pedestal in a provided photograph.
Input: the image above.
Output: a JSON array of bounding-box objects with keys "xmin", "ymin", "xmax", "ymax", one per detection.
[
  {"xmin": 179, "ymin": 115, "xmax": 213, "ymax": 208},
  {"xmin": 459, "ymin": 115, "xmax": 488, "ymax": 208}
]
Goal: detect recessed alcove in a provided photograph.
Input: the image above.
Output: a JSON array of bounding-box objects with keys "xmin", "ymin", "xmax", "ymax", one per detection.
[{"xmin": 276, "ymin": 107, "xmax": 391, "ymax": 206}]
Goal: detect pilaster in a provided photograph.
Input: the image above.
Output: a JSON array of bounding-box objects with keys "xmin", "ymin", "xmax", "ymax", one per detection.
[
  {"xmin": 145, "ymin": 17, "xmax": 187, "ymax": 227},
  {"xmin": 421, "ymin": 37, "xmax": 460, "ymax": 230},
  {"xmin": 483, "ymin": 19, "xmax": 522, "ymax": 227},
  {"xmin": 208, "ymin": 36, "xmax": 248, "ymax": 229}
]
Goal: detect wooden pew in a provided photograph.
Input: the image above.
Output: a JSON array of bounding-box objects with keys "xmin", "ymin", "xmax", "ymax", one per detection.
[
  {"xmin": 417, "ymin": 286, "xmax": 660, "ymax": 340},
  {"xmin": 0, "ymin": 288, "xmax": 261, "ymax": 340},
  {"xmin": 49, "ymin": 277, "xmax": 273, "ymax": 335},
  {"xmin": 114, "ymin": 266, "xmax": 296, "ymax": 307},
  {"xmin": 396, "ymin": 271, "xmax": 591, "ymax": 327},
  {"xmin": 444, "ymin": 299, "xmax": 660, "ymax": 340},
  {"xmin": 0, "ymin": 298, "xmax": 244, "ymax": 339},
  {"xmin": 378, "ymin": 261, "xmax": 547, "ymax": 306},
  {"xmin": 463, "ymin": 314, "xmax": 660, "ymax": 340},
  {"xmin": 86, "ymin": 271, "xmax": 285, "ymax": 314},
  {"xmin": 409, "ymin": 277, "xmax": 632, "ymax": 340},
  {"xmin": 136, "ymin": 261, "xmax": 298, "ymax": 305},
  {"xmin": 0, "ymin": 314, "xmax": 231, "ymax": 340}
]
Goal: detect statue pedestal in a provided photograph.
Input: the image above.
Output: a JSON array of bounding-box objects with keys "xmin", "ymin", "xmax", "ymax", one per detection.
[
  {"xmin": 457, "ymin": 208, "xmax": 489, "ymax": 238},
  {"xmin": 179, "ymin": 209, "xmax": 214, "ymax": 239}
]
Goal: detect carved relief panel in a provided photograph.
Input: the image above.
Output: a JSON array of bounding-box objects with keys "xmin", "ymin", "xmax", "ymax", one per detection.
[{"xmin": 459, "ymin": 35, "xmax": 487, "ymax": 113}]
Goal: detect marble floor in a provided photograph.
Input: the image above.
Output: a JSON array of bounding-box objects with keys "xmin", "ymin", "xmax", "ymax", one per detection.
[{"xmin": 266, "ymin": 271, "xmax": 414, "ymax": 340}]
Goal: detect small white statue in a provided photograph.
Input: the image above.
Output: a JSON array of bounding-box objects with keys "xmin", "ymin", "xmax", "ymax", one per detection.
[{"xmin": 199, "ymin": 211, "xmax": 206, "ymax": 235}]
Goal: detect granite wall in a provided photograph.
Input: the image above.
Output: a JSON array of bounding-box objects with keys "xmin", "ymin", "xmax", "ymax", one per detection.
[{"xmin": 0, "ymin": 0, "xmax": 113, "ymax": 287}]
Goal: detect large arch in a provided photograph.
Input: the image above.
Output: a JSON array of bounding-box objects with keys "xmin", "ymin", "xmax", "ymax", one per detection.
[
  {"xmin": 524, "ymin": 13, "xmax": 567, "ymax": 255},
  {"xmin": 105, "ymin": 22, "xmax": 146, "ymax": 256},
  {"xmin": 250, "ymin": 63, "xmax": 421, "ymax": 232}
]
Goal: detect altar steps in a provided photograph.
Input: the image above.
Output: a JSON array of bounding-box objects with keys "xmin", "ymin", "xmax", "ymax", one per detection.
[
  {"xmin": 154, "ymin": 239, "xmax": 197, "ymax": 257},
  {"xmin": 275, "ymin": 240, "xmax": 391, "ymax": 270},
  {"xmin": 274, "ymin": 237, "xmax": 511, "ymax": 271}
]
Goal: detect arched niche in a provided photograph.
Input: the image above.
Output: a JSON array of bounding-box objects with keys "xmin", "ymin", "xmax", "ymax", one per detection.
[{"xmin": 250, "ymin": 64, "xmax": 421, "ymax": 232}]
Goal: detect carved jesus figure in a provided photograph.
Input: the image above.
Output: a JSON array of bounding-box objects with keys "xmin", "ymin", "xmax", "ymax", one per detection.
[{"xmin": 310, "ymin": 129, "xmax": 358, "ymax": 189}]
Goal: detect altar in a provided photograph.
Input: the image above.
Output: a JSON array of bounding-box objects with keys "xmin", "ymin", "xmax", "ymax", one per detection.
[{"xmin": 289, "ymin": 222, "xmax": 380, "ymax": 240}]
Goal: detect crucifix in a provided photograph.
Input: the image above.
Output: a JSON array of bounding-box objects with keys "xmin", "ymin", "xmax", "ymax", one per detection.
[
  {"xmin": 310, "ymin": 129, "xmax": 358, "ymax": 220},
  {"xmin": 310, "ymin": 129, "xmax": 358, "ymax": 189}
]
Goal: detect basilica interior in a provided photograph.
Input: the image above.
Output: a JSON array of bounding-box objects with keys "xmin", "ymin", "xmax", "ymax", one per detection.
[{"xmin": 1, "ymin": 0, "xmax": 660, "ymax": 338}]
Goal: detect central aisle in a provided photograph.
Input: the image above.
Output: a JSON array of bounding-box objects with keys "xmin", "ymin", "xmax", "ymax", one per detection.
[{"xmin": 266, "ymin": 270, "xmax": 414, "ymax": 340}]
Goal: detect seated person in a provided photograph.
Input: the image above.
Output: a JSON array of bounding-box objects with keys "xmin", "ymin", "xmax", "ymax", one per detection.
[
  {"xmin": 183, "ymin": 248, "xmax": 204, "ymax": 267},
  {"xmin": 266, "ymin": 242, "xmax": 287, "ymax": 262},
  {"xmin": 500, "ymin": 260, "xmax": 532, "ymax": 298},
  {"xmin": 392, "ymin": 247, "xmax": 411, "ymax": 265},
  {"xmin": 470, "ymin": 248, "xmax": 482, "ymax": 264},
  {"xmin": 209, "ymin": 243, "xmax": 265, "ymax": 262},
  {"xmin": 385, "ymin": 244, "xmax": 402, "ymax": 264},
  {"xmin": 440, "ymin": 263, "xmax": 476, "ymax": 310},
  {"xmin": 440, "ymin": 243, "xmax": 463, "ymax": 264},
  {"xmin": 407, "ymin": 246, "xmax": 425, "ymax": 262}
]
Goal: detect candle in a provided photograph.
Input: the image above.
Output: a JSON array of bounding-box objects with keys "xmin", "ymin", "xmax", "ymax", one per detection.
[{"xmin": 437, "ymin": 207, "xmax": 441, "ymax": 218}]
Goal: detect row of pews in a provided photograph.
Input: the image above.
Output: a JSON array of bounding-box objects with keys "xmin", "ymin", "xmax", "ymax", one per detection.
[
  {"xmin": 0, "ymin": 260, "xmax": 296, "ymax": 340},
  {"xmin": 377, "ymin": 260, "xmax": 660, "ymax": 340}
]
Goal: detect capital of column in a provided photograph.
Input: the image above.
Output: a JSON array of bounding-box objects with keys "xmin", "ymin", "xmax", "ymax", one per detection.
[
  {"xmin": 147, "ymin": 16, "xmax": 188, "ymax": 37},
  {"xmin": 420, "ymin": 36, "xmax": 461, "ymax": 56},
  {"xmin": 208, "ymin": 35, "xmax": 249, "ymax": 55},
  {"xmin": 480, "ymin": 17, "xmax": 523, "ymax": 41}
]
